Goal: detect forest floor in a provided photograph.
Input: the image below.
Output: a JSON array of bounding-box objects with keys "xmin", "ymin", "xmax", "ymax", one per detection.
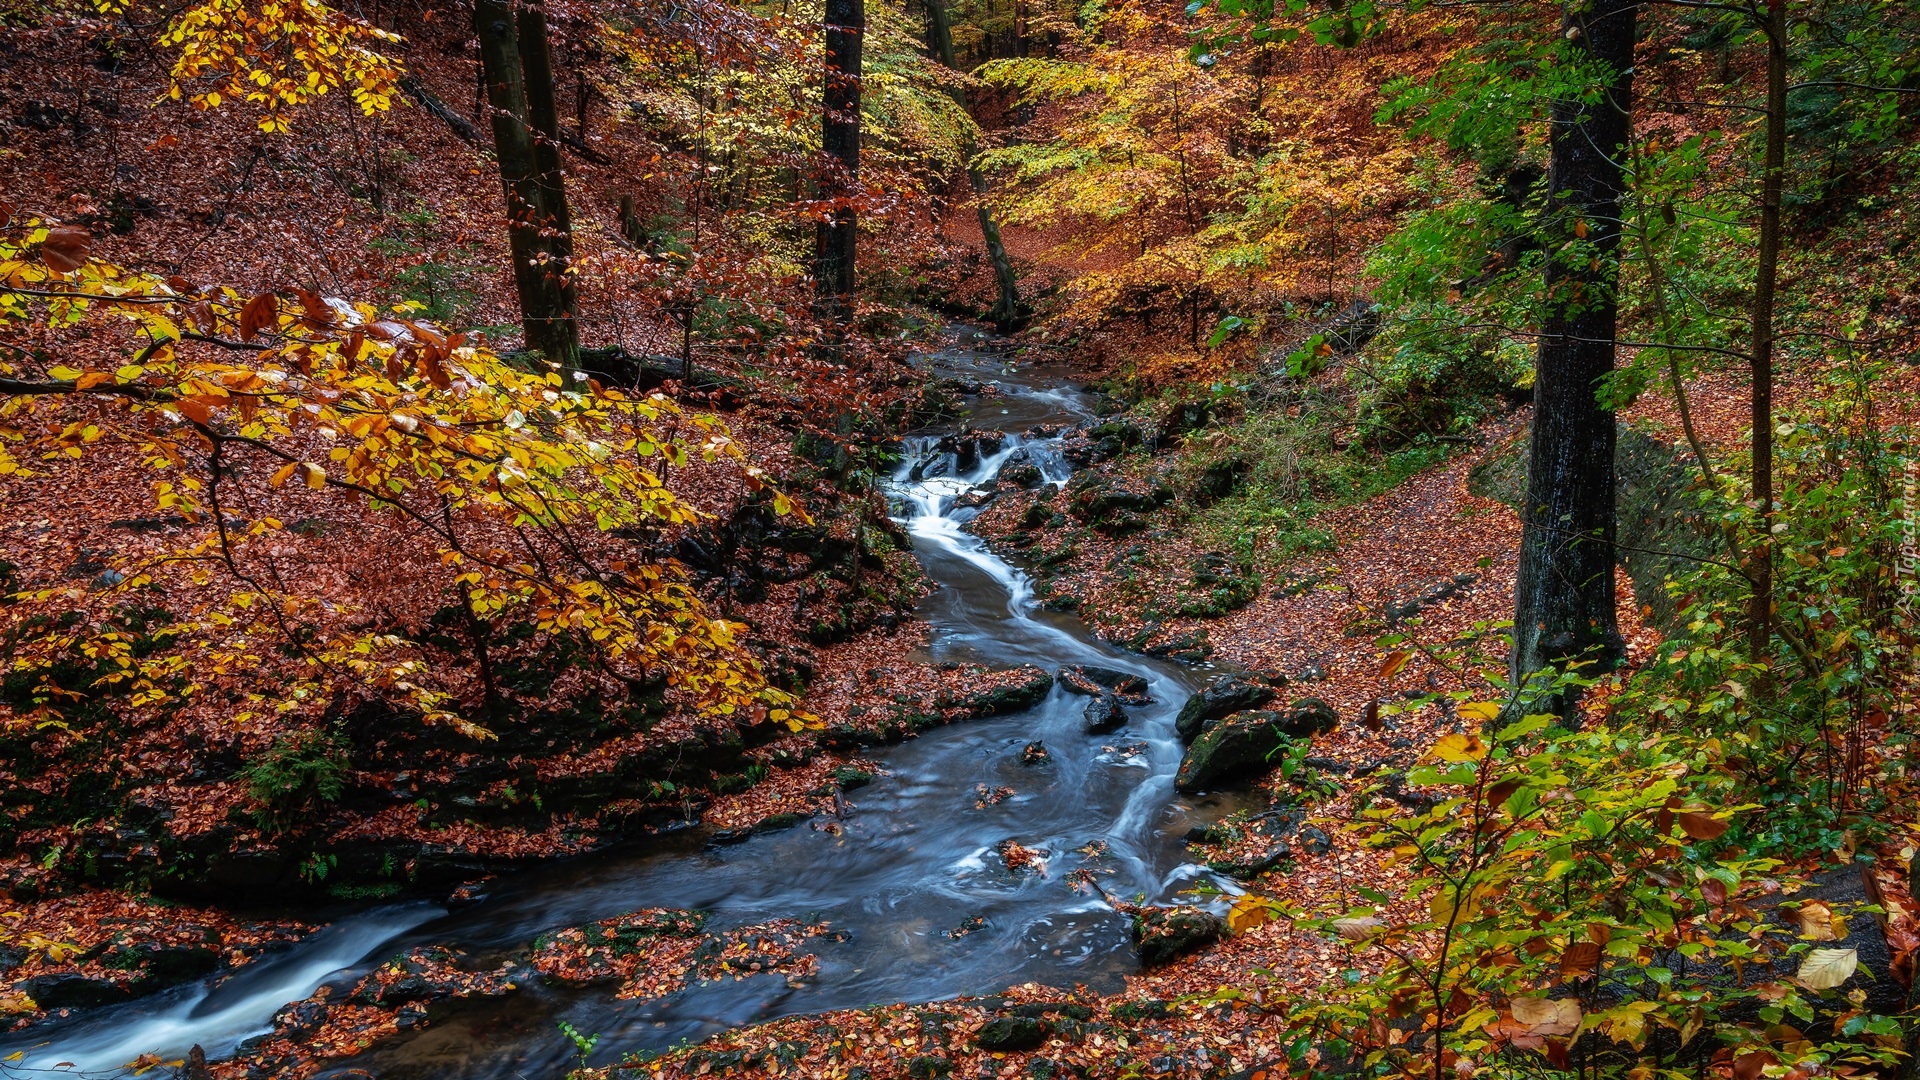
[{"xmin": 7, "ymin": 5, "xmax": 1920, "ymax": 1073}]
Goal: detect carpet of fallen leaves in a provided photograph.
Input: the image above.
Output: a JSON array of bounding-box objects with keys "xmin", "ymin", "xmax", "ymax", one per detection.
[{"xmin": 0, "ymin": 893, "xmax": 311, "ymax": 1028}]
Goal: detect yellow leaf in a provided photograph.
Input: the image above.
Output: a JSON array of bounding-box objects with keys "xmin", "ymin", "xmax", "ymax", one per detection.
[
  {"xmin": 1794, "ymin": 900, "xmax": 1838, "ymax": 941},
  {"xmin": 302, "ymin": 463, "xmax": 326, "ymax": 489},
  {"xmin": 48, "ymin": 365, "xmax": 84, "ymax": 381},
  {"xmin": 1458, "ymin": 701, "xmax": 1501, "ymax": 721},
  {"xmin": 1796, "ymin": 947, "xmax": 1857, "ymax": 990},
  {"xmin": 269, "ymin": 463, "xmax": 298, "ymax": 488},
  {"xmin": 1428, "ymin": 732, "xmax": 1487, "ymax": 762}
]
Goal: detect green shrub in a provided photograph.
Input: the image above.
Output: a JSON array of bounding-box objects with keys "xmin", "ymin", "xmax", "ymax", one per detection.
[{"xmin": 239, "ymin": 728, "xmax": 351, "ymax": 830}]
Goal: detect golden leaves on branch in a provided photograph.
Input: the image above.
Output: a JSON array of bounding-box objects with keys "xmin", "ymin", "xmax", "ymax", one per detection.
[
  {"xmin": 159, "ymin": 0, "xmax": 406, "ymax": 133},
  {"xmin": 0, "ymin": 216, "xmax": 808, "ymax": 736}
]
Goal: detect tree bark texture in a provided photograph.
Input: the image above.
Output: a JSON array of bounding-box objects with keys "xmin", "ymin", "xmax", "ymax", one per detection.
[
  {"xmin": 474, "ymin": 0, "xmax": 579, "ymax": 364},
  {"xmin": 1511, "ymin": 0, "xmax": 1636, "ymax": 708},
  {"xmin": 813, "ymin": 0, "xmax": 865, "ymax": 321},
  {"xmin": 1748, "ymin": 0, "xmax": 1786, "ymax": 654},
  {"xmin": 925, "ymin": 0, "xmax": 1023, "ymax": 331}
]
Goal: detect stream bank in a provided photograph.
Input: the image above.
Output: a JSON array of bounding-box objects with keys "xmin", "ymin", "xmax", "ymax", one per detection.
[{"xmin": 5, "ymin": 335, "xmax": 1253, "ymax": 1079}]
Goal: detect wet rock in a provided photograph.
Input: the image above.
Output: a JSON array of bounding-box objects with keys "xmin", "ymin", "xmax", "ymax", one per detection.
[
  {"xmin": 21, "ymin": 971, "xmax": 131, "ymax": 1008},
  {"xmin": 1143, "ymin": 630, "xmax": 1213, "ymax": 662},
  {"xmin": 1083, "ymin": 694, "xmax": 1128, "ymax": 734},
  {"xmin": 1086, "ymin": 420, "xmax": 1145, "ymax": 461},
  {"xmin": 952, "ymin": 667, "xmax": 1055, "ymax": 716},
  {"xmin": 1021, "ymin": 741, "xmax": 1050, "ymax": 766},
  {"xmin": 977, "ymin": 1015, "xmax": 1050, "ymax": 1052},
  {"xmin": 272, "ymin": 998, "xmax": 328, "ymax": 1038},
  {"xmin": 908, "ymin": 1056, "xmax": 953, "ymax": 1080},
  {"xmin": 130, "ymin": 942, "xmax": 221, "ymax": 985},
  {"xmin": 1173, "ymin": 675, "xmax": 1279, "ymax": 743},
  {"xmin": 1174, "ymin": 699, "xmax": 1340, "ymax": 793},
  {"xmin": 831, "ymin": 767, "xmax": 874, "ymax": 790},
  {"xmin": 1063, "ymin": 472, "xmax": 1172, "ymax": 526},
  {"xmin": 1056, "ymin": 664, "xmax": 1149, "ymax": 702},
  {"xmin": 1131, "ymin": 906, "xmax": 1225, "ymax": 967},
  {"xmin": 999, "ymin": 463, "xmax": 1044, "ymax": 489}
]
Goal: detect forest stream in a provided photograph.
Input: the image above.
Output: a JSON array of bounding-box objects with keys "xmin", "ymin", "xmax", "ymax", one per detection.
[{"xmin": 8, "ymin": 336, "xmax": 1242, "ymax": 1079}]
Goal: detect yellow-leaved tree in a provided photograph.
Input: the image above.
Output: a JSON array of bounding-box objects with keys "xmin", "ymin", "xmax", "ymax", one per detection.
[{"xmin": 0, "ymin": 218, "xmax": 811, "ymax": 740}]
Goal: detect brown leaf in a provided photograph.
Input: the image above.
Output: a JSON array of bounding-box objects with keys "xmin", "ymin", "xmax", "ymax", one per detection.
[
  {"xmin": 177, "ymin": 398, "xmax": 211, "ymax": 425},
  {"xmin": 1587, "ymin": 922, "xmax": 1612, "ymax": 945},
  {"xmin": 1701, "ymin": 878, "xmax": 1728, "ymax": 907},
  {"xmin": 40, "ymin": 226, "xmax": 91, "ymax": 273},
  {"xmin": 1510, "ymin": 996, "xmax": 1582, "ymax": 1036},
  {"xmin": 295, "ymin": 288, "xmax": 334, "ymax": 329},
  {"xmin": 416, "ymin": 342, "xmax": 452, "ymax": 390},
  {"xmin": 1379, "ymin": 651, "xmax": 1411, "ymax": 679},
  {"xmin": 238, "ymin": 292, "xmax": 278, "ymax": 341},
  {"xmin": 1794, "ymin": 900, "xmax": 1837, "ymax": 941},
  {"xmin": 1559, "ymin": 941, "xmax": 1602, "ymax": 980},
  {"xmin": 1734, "ymin": 1051, "xmax": 1778, "ymax": 1080},
  {"xmin": 1487, "ymin": 777, "xmax": 1523, "ymax": 807},
  {"xmin": 1676, "ymin": 811, "xmax": 1729, "ymax": 841},
  {"xmin": 1363, "ymin": 700, "xmax": 1383, "ymax": 732}
]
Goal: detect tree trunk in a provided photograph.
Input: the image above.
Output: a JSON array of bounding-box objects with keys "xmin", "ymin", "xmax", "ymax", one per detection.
[
  {"xmin": 927, "ymin": 0, "xmax": 1023, "ymax": 331},
  {"xmin": 813, "ymin": 0, "xmax": 864, "ymax": 323},
  {"xmin": 1748, "ymin": 0, "xmax": 1787, "ymax": 656},
  {"xmin": 474, "ymin": 0, "xmax": 579, "ymax": 364},
  {"xmin": 1510, "ymin": 0, "xmax": 1636, "ymax": 713}
]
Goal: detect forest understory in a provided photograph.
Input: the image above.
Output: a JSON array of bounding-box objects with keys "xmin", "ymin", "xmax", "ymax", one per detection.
[{"xmin": 4, "ymin": 0, "xmax": 1920, "ymax": 1078}]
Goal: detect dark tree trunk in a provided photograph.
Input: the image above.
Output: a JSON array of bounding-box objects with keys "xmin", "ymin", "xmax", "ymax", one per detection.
[
  {"xmin": 474, "ymin": 0, "xmax": 579, "ymax": 364},
  {"xmin": 926, "ymin": 0, "xmax": 1023, "ymax": 331},
  {"xmin": 1748, "ymin": 0, "xmax": 1786, "ymax": 655},
  {"xmin": 1510, "ymin": 0, "xmax": 1636, "ymax": 712},
  {"xmin": 813, "ymin": 0, "xmax": 864, "ymax": 323}
]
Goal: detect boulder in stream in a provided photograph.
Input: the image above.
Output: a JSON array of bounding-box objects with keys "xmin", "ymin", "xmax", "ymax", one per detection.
[
  {"xmin": 1174, "ymin": 699, "xmax": 1339, "ymax": 793},
  {"xmin": 1172, "ymin": 675, "xmax": 1281, "ymax": 743},
  {"xmin": 1130, "ymin": 905, "xmax": 1225, "ymax": 967},
  {"xmin": 1057, "ymin": 664, "xmax": 1150, "ymax": 702},
  {"xmin": 1083, "ymin": 694, "xmax": 1128, "ymax": 734}
]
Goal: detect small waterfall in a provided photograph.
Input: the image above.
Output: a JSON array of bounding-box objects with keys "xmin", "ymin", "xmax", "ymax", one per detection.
[
  {"xmin": 9, "ymin": 342, "xmax": 1230, "ymax": 1080},
  {"xmin": 4, "ymin": 905, "xmax": 442, "ymax": 1075}
]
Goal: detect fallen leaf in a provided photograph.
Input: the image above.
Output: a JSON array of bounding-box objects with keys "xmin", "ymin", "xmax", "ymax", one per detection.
[{"xmin": 1796, "ymin": 947, "xmax": 1857, "ymax": 990}]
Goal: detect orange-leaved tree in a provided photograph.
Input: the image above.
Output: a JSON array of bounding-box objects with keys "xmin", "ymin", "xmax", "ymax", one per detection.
[{"xmin": 0, "ymin": 218, "xmax": 811, "ymax": 741}]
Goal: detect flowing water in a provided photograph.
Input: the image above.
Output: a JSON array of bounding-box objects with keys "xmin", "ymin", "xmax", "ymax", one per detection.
[{"xmin": 7, "ymin": 335, "xmax": 1239, "ymax": 1079}]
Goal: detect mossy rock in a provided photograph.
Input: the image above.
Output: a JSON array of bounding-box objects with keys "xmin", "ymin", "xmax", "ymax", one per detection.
[
  {"xmin": 977, "ymin": 1016, "xmax": 1050, "ymax": 1052},
  {"xmin": 1174, "ymin": 699, "xmax": 1339, "ymax": 793},
  {"xmin": 1130, "ymin": 906, "xmax": 1224, "ymax": 967}
]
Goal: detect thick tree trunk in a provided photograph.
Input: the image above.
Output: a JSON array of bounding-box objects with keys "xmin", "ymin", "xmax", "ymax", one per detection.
[
  {"xmin": 1510, "ymin": 0, "xmax": 1636, "ymax": 713},
  {"xmin": 1748, "ymin": 0, "xmax": 1787, "ymax": 655},
  {"xmin": 926, "ymin": 0, "xmax": 1023, "ymax": 331},
  {"xmin": 813, "ymin": 0, "xmax": 864, "ymax": 323},
  {"xmin": 474, "ymin": 0, "xmax": 579, "ymax": 364}
]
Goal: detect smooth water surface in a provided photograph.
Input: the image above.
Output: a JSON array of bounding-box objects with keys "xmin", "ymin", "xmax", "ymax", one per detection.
[{"xmin": 7, "ymin": 334, "xmax": 1235, "ymax": 1079}]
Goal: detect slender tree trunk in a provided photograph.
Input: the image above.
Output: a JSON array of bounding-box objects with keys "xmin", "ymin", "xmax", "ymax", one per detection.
[
  {"xmin": 1748, "ymin": 0, "xmax": 1787, "ymax": 656},
  {"xmin": 813, "ymin": 0, "xmax": 864, "ymax": 324},
  {"xmin": 474, "ymin": 0, "xmax": 579, "ymax": 364},
  {"xmin": 1510, "ymin": 0, "xmax": 1636, "ymax": 713},
  {"xmin": 926, "ymin": 0, "xmax": 1023, "ymax": 331}
]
